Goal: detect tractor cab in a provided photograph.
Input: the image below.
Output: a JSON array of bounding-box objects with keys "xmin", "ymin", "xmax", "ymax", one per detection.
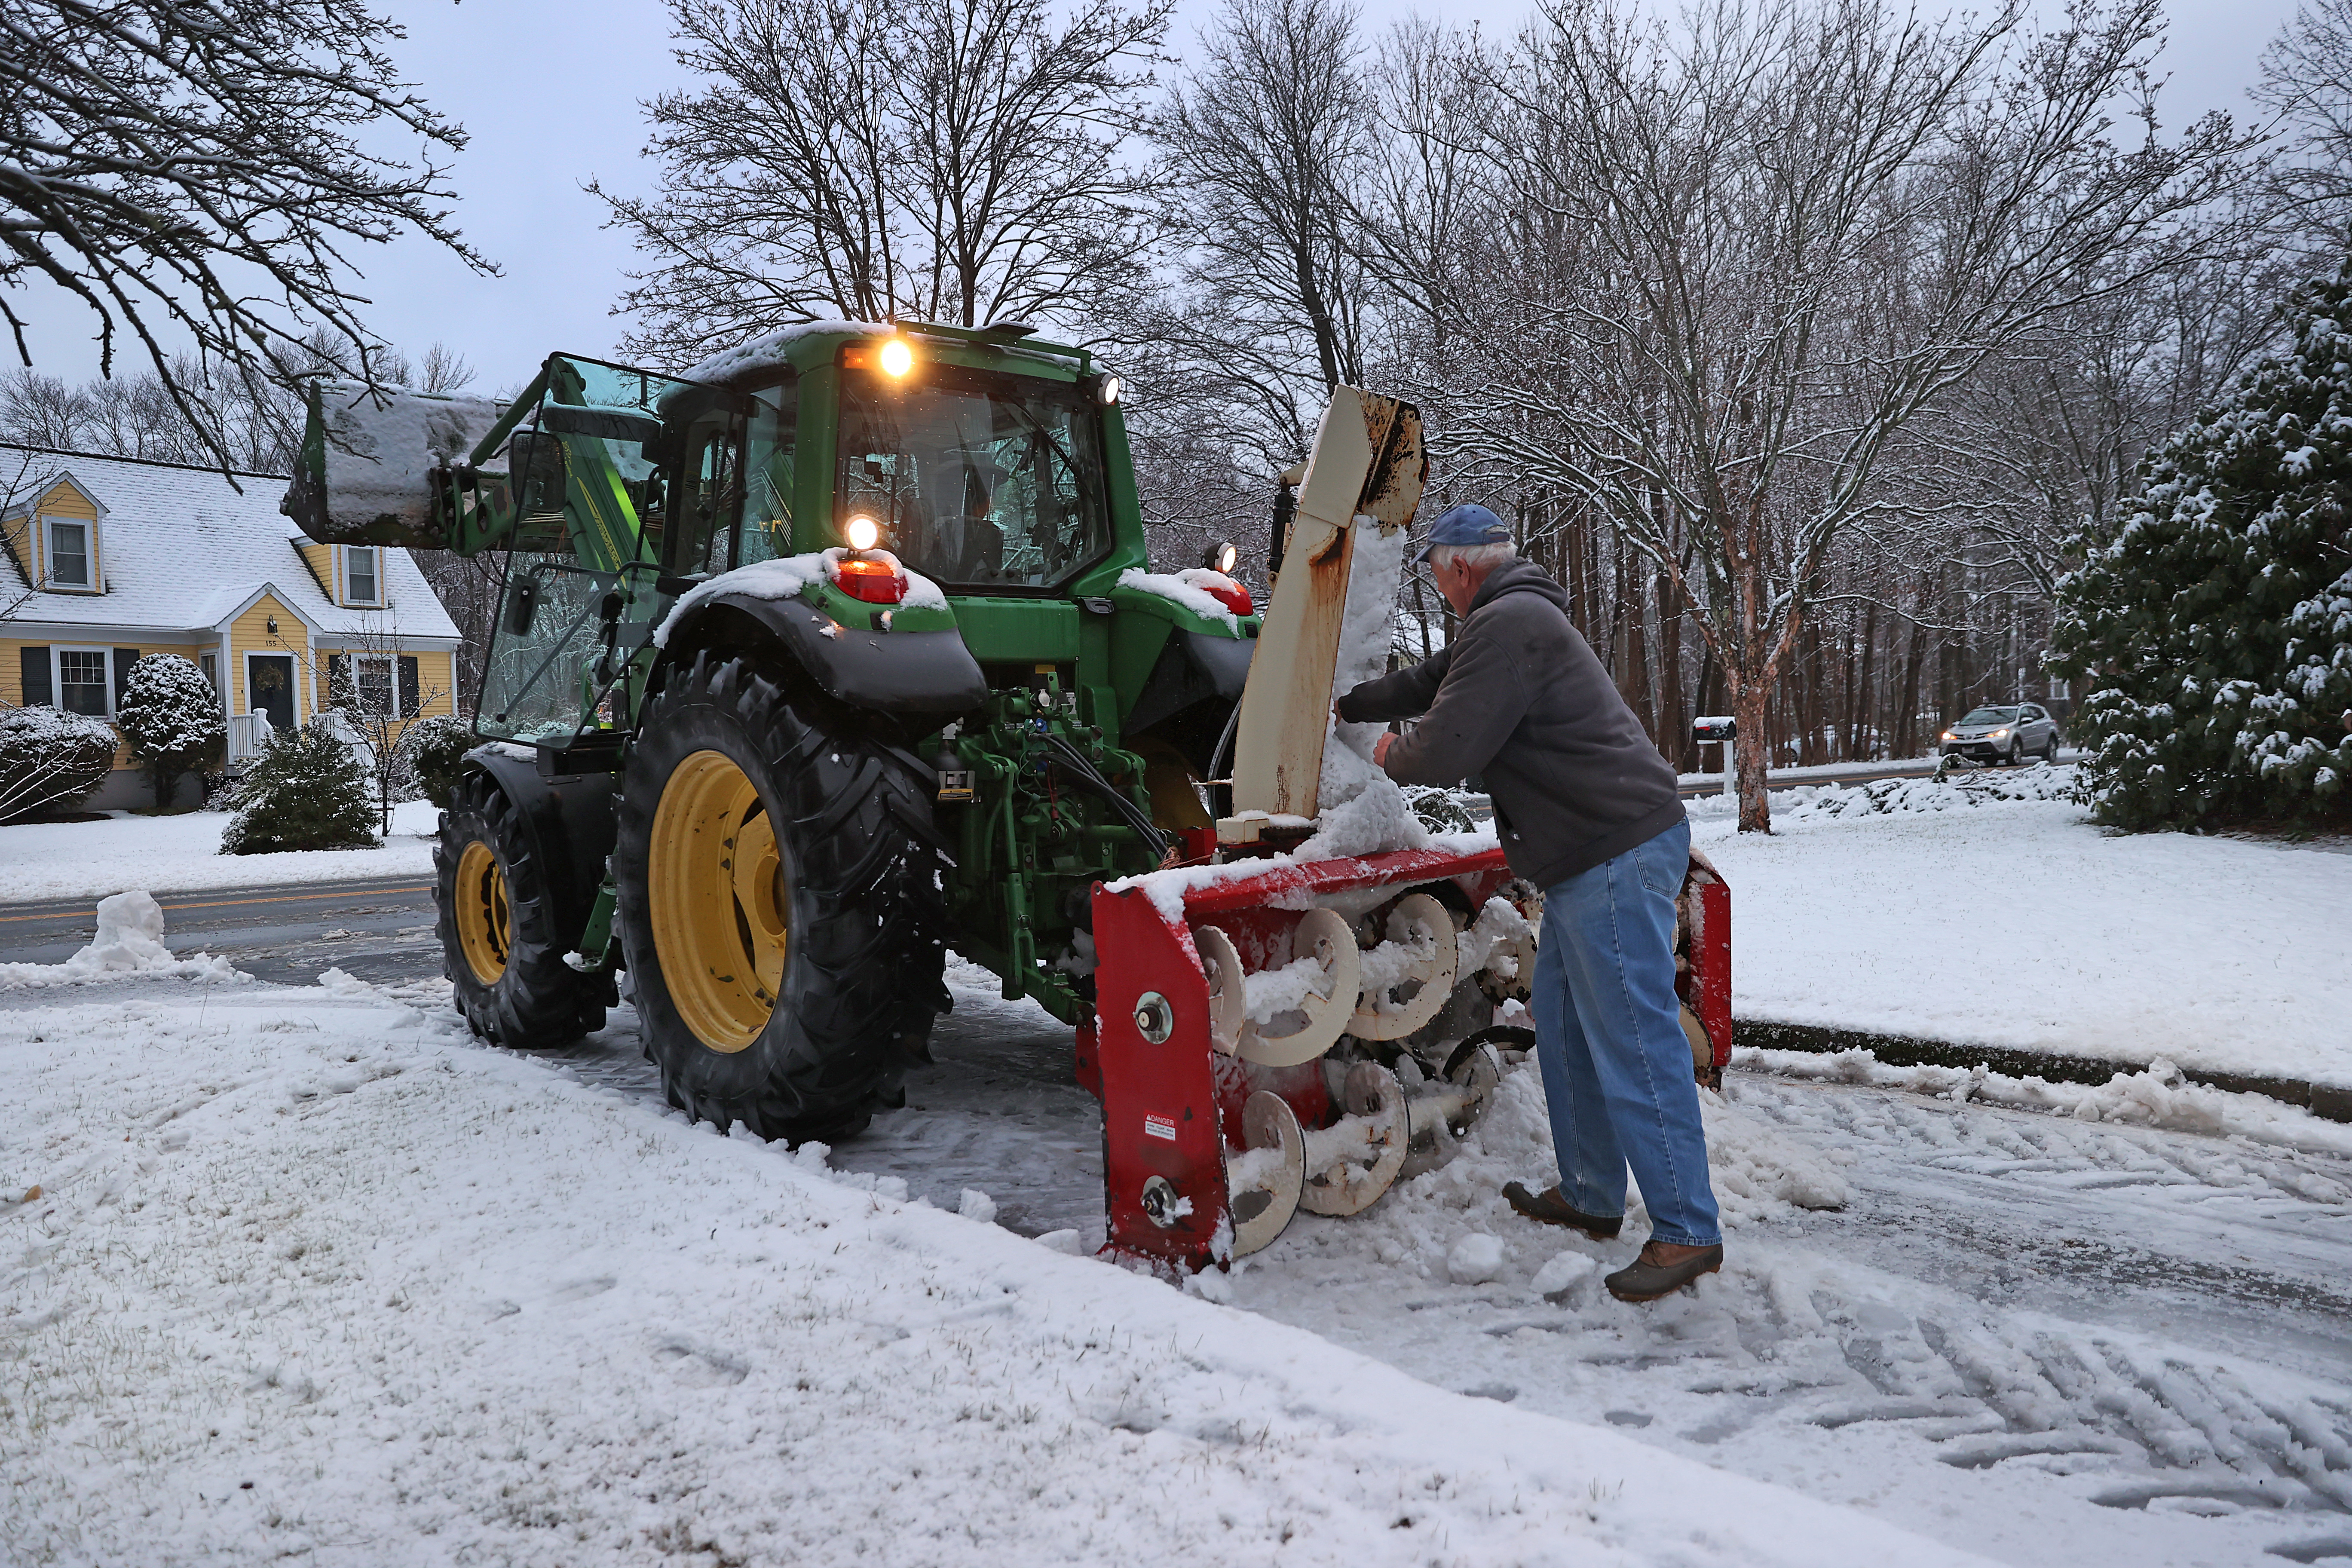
[{"xmin": 467, "ymin": 333, "xmax": 1129, "ymax": 756}]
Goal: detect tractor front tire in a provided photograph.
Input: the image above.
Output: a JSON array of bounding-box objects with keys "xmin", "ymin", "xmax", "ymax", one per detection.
[
  {"xmin": 437, "ymin": 772, "xmax": 607, "ymax": 1047},
  {"xmin": 615, "ymin": 654, "xmax": 949, "ymax": 1144}
]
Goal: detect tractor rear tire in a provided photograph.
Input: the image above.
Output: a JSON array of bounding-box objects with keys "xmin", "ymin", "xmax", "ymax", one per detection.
[
  {"xmin": 436, "ymin": 772, "xmax": 608, "ymax": 1047},
  {"xmin": 615, "ymin": 653, "xmax": 950, "ymax": 1144}
]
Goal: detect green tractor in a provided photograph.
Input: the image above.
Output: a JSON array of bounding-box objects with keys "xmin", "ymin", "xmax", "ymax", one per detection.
[{"xmin": 289, "ymin": 322, "xmax": 1255, "ymax": 1143}]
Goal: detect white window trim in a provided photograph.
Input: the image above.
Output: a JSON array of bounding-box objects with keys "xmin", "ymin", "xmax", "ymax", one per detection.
[
  {"xmin": 52, "ymin": 643, "xmax": 116, "ymax": 718},
  {"xmin": 41, "ymin": 515, "xmax": 100, "ymax": 593},
  {"xmin": 334, "ymin": 652, "xmax": 401, "ymax": 717},
  {"xmin": 338, "ymin": 544, "xmax": 385, "ymax": 607},
  {"xmin": 242, "ymin": 648, "xmax": 303, "ymax": 729}
]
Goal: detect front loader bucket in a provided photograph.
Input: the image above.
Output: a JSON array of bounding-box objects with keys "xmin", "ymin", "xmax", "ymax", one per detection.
[
  {"xmin": 282, "ymin": 380, "xmax": 509, "ymax": 547},
  {"xmin": 1089, "ymin": 844, "xmax": 1519, "ymax": 1274}
]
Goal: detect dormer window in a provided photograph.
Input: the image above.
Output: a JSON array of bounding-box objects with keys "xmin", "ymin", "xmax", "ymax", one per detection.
[
  {"xmin": 343, "ymin": 545, "xmax": 382, "ymax": 606},
  {"xmin": 47, "ymin": 519, "xmax": 91, "ymax": 587}
]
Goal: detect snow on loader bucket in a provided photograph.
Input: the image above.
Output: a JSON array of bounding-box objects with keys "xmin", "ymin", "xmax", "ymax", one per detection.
[{"xmin": 1073, "ymin": 386, "xmax": 1737, "ymax": 1274}]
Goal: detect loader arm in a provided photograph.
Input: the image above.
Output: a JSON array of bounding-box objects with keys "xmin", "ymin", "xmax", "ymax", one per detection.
[{"xmin": 284, "ymin": 354, "xmax": 688, "ymax": 573}]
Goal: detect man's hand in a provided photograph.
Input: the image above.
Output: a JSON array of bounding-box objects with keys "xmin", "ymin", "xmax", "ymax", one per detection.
[{"xmin": 1374, "ymin": 731, "xmax": 1396, "ymax": 767}]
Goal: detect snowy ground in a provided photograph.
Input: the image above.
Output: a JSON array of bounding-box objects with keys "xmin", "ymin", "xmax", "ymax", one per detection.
[
  {"xmin": 1686, "ymin": 764, "xmax": 2352, "ymax": 1091},
  {"xmin": 9, "ymin": 765, "xmax": 2352, "ymax": 1563},
  {"xmin": 0, "ymin": 802, "xmax": 439, "ymax": 903},
  {"xmin": 2, "ymin": 981, "xmax": 1999, "ymax": 1568},
  {"xmin": 9, "ymin": 965, "xmax": 2349, "ymax": 1567}
]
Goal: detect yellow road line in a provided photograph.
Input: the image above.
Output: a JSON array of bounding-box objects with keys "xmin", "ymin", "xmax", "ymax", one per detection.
[{"xmin": 0, "ymin": 884, "xmax": 433, "ymax": 924}]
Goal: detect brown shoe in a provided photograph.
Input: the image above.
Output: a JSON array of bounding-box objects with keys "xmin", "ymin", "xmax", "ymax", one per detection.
[
  {"xmin": 1605, "ymin": 1240, "xmax": 1723, "ymax": 1302},
  {"xmin": 1502, "ymin": 1181, "xmax": 1622, "ymax": 1241}
]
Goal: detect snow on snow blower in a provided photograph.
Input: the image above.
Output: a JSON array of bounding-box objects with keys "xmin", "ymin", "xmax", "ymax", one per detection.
[{"xmin": 282, "ymin": 324, "xmax": 1731, "ymax": 1275}]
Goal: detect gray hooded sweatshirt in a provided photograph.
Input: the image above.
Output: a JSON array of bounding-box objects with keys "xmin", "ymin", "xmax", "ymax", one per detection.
[{"xmin": 1335, "ymin": 558, "xmax": 1684, "ymax": 888}]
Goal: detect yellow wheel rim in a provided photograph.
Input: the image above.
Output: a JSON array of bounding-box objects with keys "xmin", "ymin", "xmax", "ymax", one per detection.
[
  {"xmin": 454, "ymin": 839, "xmax": 511, "ymax": 986},
  {"xmin": 649, "ymin": 749, "xmax": 787, "ymax": 1052}
]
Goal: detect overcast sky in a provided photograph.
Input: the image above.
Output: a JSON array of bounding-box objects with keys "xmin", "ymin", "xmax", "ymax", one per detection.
[{"xmin": 15, "ymin": 0, "xmax": 2308, "ymax": 396}]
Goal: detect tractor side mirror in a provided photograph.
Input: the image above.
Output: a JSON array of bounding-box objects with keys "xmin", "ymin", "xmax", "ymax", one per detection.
[{"xmin": 506, "ymin": 577, "xmax": 540, "ymax": 637}]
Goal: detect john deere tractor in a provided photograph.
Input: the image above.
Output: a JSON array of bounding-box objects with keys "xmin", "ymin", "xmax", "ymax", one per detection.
[{"xmin": 289, "ymin": 322, "xmax": 1253, "ymax": 1142}]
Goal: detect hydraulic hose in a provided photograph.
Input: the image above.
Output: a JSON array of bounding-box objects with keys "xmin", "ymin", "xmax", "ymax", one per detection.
[{"xmin": 1040, "ymin": 732, "xmax": 1170, "ymax": 862}]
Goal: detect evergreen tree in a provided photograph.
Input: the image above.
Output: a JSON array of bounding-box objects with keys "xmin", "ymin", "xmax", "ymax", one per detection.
[
  {"xmin": 0, "ymin": 706, "xmax": 118, "ymax": 822},
  {"xmin": 220, "ymin": 720, "xmax": 379, "ymax": 854},
  {"xmin": 396, "ymin": 713, "xmax": 475, "ymax": 810},
  {"xmin": 2048, "ymin": 256, "xmax": 2352, "ymax": 833},
  {"xmin": 115, "ymin": 654, "xmax": 227, "ymax": 808}
]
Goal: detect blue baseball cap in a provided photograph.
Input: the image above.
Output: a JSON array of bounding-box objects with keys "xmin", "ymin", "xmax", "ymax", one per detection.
[{"xmin": 1412, "ymin": 503, "xmax": 1511, "ymax": 562}]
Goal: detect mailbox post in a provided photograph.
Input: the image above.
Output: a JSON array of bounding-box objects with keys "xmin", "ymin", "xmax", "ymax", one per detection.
[{"xmin": 1693, "ymin": 716, "xmax": 1736, "ymax": 800}]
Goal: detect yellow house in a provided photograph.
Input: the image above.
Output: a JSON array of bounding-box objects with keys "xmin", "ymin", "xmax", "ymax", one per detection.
[{"xmin": 2, "ymin": 444, "xmax": 461, "ymax": 808}]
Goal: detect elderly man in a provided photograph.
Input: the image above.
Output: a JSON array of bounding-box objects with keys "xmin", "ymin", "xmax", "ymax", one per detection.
[{"xmin": 1335, "ymin": 503, "xmax": 1722, "ymax": 1302}]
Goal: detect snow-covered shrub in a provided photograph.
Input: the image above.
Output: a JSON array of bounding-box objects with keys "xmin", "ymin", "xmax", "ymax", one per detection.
[
  {"xmin": 115, "ymin": 653, "xmax": 227, "ymax": 808},
  {"xmin": 0, "ymin": 704, "xmax": 119, "ymax": 821},
  {"xmin": 397, "ymin": 712, "xmax": 475, "ymax": 809},
  {"xmin": 220, "ymin": 719, "xmax": 379, "ymax": 854},
  {"xmin": 2048, "ymin": 255, "xmax": 2352, "ymax": 833}
]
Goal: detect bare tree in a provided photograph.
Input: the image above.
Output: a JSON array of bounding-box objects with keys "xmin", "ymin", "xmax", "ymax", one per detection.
[
  {"xmin": 412, "ymin": 549, "xmax": 505, "ymax": 707},
  {"xmin": 1446, "ymin": 0, "xmax": 2248, "ymax": 829},
  {"xmin": 320, "ymin": 619, "xmax": 450, "ymax": 835},
  {"xmin": 0, "ymin": 336, "xmax": 475, "ymax": 474},
  {"xmin": 2256, "ymin": 0, "xmax": 2352, "ymax": 242},
  {"xmin": 1, "ymin": 0, "xmax": 493, "ymax": 468},
  {"xmin": 600, "ymin": 0, "xmax": 1170, "ymax": 363}
]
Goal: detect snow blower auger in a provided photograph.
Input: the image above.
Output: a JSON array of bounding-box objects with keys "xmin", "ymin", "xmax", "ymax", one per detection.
[{"xmin": 280, "ymin": 324, "xmax": 1728, "ymax": 1275}]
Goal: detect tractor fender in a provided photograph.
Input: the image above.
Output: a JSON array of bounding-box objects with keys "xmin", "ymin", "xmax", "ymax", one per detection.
[
  {"xmin": 1125, "ymin": 628, "xmax": 1256, "ymax": 737},
  {"xmin": 660, "ymin": 595, "xmax": 987, "ymax": 716},
  {"xmin": 464, "ymin": 745, "xmax": 617, "ymax": 948}
]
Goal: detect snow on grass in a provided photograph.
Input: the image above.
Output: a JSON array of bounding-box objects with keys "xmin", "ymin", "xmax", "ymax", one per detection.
[
  {"xmin": 1737, "ymin": 1045, "xmax": 2352, "ymax": 1157},
  {"xmin": 1688, "ymin": 766, "xmax": 2352, "ymax": 1089},
  {"xmin": 0, "ymin": 800, "xmax": 439, "ymax": 903},
  {"xmin": 0, "ymin": 984, "xmax": 1996, "ymax": 1568}
]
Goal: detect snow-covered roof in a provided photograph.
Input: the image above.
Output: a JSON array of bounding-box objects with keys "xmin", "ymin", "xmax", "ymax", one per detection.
[{"xmin": 0, "ymin": 444, "xmax": 459, "ymax": 643}]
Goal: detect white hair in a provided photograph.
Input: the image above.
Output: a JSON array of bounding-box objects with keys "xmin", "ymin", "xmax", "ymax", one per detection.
[{"xmin": 1427, "ymin": 540, "xmax": 1517, "ymax": 573}]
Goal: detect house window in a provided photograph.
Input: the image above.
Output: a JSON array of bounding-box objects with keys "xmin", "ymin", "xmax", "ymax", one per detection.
[
  {"xmin": 345, "ymin": 546, "xmax": 380, "ymax": 605},
  {"xmin": 199, "ymin": 651, "xmax": 219, "ymax": 698},
  {"xmin": 57, "ymin": 649, "xmax": 109, "ymax": 715},
  {"xmin": 47, "ymin": 519, "xmax": 91, "ymax": 588},
  {"xmin": 354, "ymin": 656, "xmax": 395, "ymax": 715}
]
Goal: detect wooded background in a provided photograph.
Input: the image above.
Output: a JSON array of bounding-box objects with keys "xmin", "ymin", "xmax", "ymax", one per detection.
[{"xmin": 11, "ymin": 0, "xmax": 2352, "ymax": 822}]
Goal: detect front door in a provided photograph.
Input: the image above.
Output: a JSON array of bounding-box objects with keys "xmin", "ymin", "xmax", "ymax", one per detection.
[{"xmin": 248, "ymin": 654, "xmax": 296, "ymax": 734}]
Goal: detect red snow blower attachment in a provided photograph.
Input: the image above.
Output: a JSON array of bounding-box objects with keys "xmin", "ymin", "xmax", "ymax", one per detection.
[{"xmin": 1078, "ymin": 388, "xmax": 1734, "ymax": 1273}]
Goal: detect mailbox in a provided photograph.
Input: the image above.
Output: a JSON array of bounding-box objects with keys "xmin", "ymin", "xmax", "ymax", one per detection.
[{"xmin": 1693, "ymin": 716, "xmax": 1736, "ymax": 744}]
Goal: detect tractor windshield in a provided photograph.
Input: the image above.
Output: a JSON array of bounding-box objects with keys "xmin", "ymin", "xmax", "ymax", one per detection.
[{"xmin": 836, "ymin": 365, "xmax": 1111, "ymax": 589}]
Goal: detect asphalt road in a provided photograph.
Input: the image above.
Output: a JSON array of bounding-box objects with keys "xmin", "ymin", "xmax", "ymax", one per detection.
[
  {"xmin": 0, "ymin": 754, "xmax": 2029, "ymax": 987},
  {"xmin": 0, "ymin": 875, "xmax": 443, "ymax": 987}
]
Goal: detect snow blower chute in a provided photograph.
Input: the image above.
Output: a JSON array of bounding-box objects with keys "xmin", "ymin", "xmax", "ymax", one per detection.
[{"xmin": 280, "ymin": 326, "xmax": 1730, "ymax": 1278}]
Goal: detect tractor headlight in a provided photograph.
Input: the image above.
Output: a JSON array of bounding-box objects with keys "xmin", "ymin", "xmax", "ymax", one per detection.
[
  {"xmin": 1097, "ymin": 374, "xmax": 1121, "ymax": 406},
  {"xmin": 1206, "ymin": 539, "xmax": 1238, "ymax": 576},
  {"xmin": 879, "ymin": 338, "xmax": 914, "ymax": 378},
  {"xmin": 845, "ymin": 514, "xmax": 881, "ymax": 551}
]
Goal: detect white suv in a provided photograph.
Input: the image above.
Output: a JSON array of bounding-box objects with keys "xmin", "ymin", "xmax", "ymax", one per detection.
[{"xmin": 1940, "ymin": 704, "xmax": 2061, "ymax": 766}]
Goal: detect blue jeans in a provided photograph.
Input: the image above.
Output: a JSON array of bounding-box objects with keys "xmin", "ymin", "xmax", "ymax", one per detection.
[{"xmin": 1528, "ymin": 819, "xmax": 1722, "ymax": 1248}]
